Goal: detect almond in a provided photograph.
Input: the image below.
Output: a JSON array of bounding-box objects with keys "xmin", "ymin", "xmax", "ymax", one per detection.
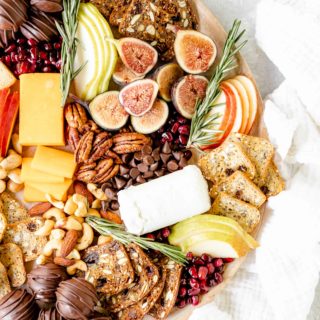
[
  {"xmin": 60, "ymin": 230, "xmax": 79, "ymax": 257},
  {"xmin": 54, "ymin": 256, "xmax": 76, "ymax": 267},
  {"xmin": 73, "ymin": 180, "xmax": 94, "ymax": 204},
  {"xmin": 100, "ymin": 210, "xmax": 123, "ymax": 224},
  {"xmin": 28, "ymin": 202, "xmax": 52, "ymax": 216}
]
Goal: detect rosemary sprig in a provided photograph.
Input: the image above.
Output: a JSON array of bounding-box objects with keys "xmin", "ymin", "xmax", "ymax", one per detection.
[
  {"xmin": 187, "ymin": 19, "xmax": 247, "ymax": 150},
  {"xmin": 86, "ymin": 216, "xmax": 187, "ymax": 265},
  {"xmin": 55, "ymin": 0, "xmax": 83, "ymax": 106}
]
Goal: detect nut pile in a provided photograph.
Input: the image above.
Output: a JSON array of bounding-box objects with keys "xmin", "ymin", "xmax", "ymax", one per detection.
[
  {"xmin": 0, "ymin": 134, "xmax": 24, "ymax": 194},
  {"xmin": 100, "ymin": 141, "xmax": 192, "ymax": 211}
]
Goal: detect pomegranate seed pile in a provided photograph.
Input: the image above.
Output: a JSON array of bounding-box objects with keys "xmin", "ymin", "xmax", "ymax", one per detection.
[
  {"xmin": 0, "ymin": 36, "xmax": 62, "ymax": 76},
  {"xmin": 176, "ymin": 252, "xmax": 234, "ymax": 308},
  {"xmin": 152, "ymin": 110, "xmax": 191, "ymax": 148}
]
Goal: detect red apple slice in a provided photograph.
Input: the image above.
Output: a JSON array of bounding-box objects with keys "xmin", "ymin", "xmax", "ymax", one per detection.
[
  {"xmin": 226, "ymin": 78, "xmax": 250, "ymax": 133},
  {"xmin": 0, "ymin": 91, "xmax": 19, "ymax": 157},
  {"xmin": 234, "ymin": 75, "xmax": 258, "ymax": 133}
]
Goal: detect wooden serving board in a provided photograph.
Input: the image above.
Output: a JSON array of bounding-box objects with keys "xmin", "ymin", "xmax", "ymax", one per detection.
[{"xmin": 150, "ymin": 1, "xmax": 265, "ymax": 319}]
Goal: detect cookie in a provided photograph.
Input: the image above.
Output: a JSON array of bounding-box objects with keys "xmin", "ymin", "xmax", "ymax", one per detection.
[
  {"xmin": 209, "ymin": 192, "xmax": 261, "ymax": 233},
  {"xmin": 148, "ymin": 257, "xmax": 182, "ymax": 319},
  {"xmin": 84, "ymin": 241, "xmax": 135, "ymax": 296},
  {"xmin": 0, "ymin": 261, "xmax": 11, "ymax": 300},
  {"xmin": 212, "ymin": 170, "xmax": 266, "ymax": 208},
  {"xmin": 106, "ymin": 243, "xmax": 159, "ymax": 312},
  {"xmin": 2, "ymin": 217, "xmax": 48, "ymax": 262},
  {"xmin": 0, "ymin": 192, "xmax": 29, "ymax": 224},
  {"xmin": 0, "ymin": 243, "xmax": 26, "ymax": 287}
]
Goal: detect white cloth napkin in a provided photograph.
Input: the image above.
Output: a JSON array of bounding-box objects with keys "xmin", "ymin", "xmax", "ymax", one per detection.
[{"xmin": 190, "ymin": 0, "xmax": 320, "ymax": 319}]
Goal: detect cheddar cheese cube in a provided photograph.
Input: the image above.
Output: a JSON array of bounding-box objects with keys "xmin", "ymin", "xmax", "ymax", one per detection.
[
  {"xmin": 24, "ymin": 184, "xmax": 47, "ymax": 202},
  {"xmin": 32, "ymin": 146, "xmax": 76, "ymax": 179},
  {"xmin": 27, "ymin": 179, "xmax": 73, "ymax": 201},
  {"xmin": 19, "ymin": 73, "xmax": 65, "ymax": 146},
  {"xmin": 21, "ymin": 158, "xmax": 64, "ymax": 184}
]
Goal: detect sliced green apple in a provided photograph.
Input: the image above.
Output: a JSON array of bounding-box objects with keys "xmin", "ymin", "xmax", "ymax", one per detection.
[{"xmin": 234, "ymin": 75, "xmax": 258, "ymax": 134}]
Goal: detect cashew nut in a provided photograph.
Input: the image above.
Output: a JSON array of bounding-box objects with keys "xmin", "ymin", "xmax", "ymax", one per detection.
[
  {"xmin": 73, "ymin": 216, "xmax": 84, "ymax": 224},
  {"xmin": 64, "ymin": 197, "xmax": 77, "ymax": 215},
  {"xmin": 8, "ymin": 168, "xmax": 22, "ymax": 184},
  {"xmin": 66, "ymin": 249, "xmax": 81, "ymax": 260},
  {"xmin": 44, "ymin": 208, "xmax": 66, "ymax": 221},
  {"xmin": 87, "ymin": 183, "xmax": 108, "ymax": 201},
  {"xmin": 0, "ymin": 153, "xmax": 22, "ymax": 170},
  {"xmin": 66, "ymin": 260, "xmax": 87, "ymax": 275},
  {"xmin": 35, "ymin": 219, "xmax": 55, "ymax": 236},
  {"xmin": 97, "ymin": 235, "xmax": 113, "ymax": 245},
  {"xmin": 50, "ymin": 228, "xmax": 66, "ymax": 241},
  {"xmin": 0, "ymin": 167, "xmax": 7, "ymax": 180},
  {"xmin": 11, "ymin": 133, "xmax": 22, "ymax": 154},
  {"xmin": 64, "ymin": 216, "xmax": 83, "ymax": 231},
  {"xmin": 91, "ymin": 199, "xmax": 101, "ymax": 209},
  {"xmin": 55, "ymin": 218, "xmax": 67, "ymax": 229},
  {"xmin": 72, "ymin": 194, "xmax": 89, "ymax": 217},
  {"xmin": 7, "ymin": 180, "xmax": 24, "ymax": 193},
  {"xmin": 76, "ymin": 223, "xmax": 94, "ymax": 251},
  {"xmin": 42, "ymin": 239, "xmax": 63, "ymax": 257},
  {"xmin": 36, "ymin": 254, "xmax": 48, "ymax": 265},
  {"xmin": 45, "ymin": 194, "xmax": 64, "ymax": 209},
  {"xmin": 87, "ymin": 208, "xmax": 100, "ymax": 218},
  {"xmin": 0, "ymin": 180, "xmax": 6, "ymax": 194}
]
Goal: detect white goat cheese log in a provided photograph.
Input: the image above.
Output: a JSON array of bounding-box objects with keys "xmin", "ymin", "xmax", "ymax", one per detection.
[{"xmin": 118, "ymin": 165, "xmax": 211, "ymax": 235}]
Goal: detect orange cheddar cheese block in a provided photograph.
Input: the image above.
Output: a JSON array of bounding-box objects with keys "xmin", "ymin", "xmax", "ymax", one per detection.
[
  {"xmin": 32, "ymin": 146, "xmax": 76, "ymax": 179},
  {"xmin": 24, "ymin": 184, "xmax": 47, "ymax": 202},
  {"xmin": 19, "ymin": 73, "xmax": 65, "ymax": 146},
  {"xmin": 21, "ymin": 158, "xmax": 65, "ymax": 184},
  {"xmin": 27, "ymin": 179, "xmax": 73, "ymax": 201}
]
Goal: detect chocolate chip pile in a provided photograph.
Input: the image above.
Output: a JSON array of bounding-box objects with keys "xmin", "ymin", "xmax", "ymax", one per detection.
[{"xmin": 101, "ymin": 142, "xmax": 192, "ymax": 211}]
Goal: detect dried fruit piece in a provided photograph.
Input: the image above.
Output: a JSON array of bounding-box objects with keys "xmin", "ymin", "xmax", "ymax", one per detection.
[
  {"xmin": 131, "ymin": 99, "xmax": 169, "ymax": 134},
  {"xmin": 172, "ymin": 75, "xmax": 208, "ymax": 119},
  {"xmin": 117, "ymin": 37, "xmax": 158, "ymax": 76},
  {"xmin": 89, "ymin": 91, "xmax": 129, "ymax": 131},
  {"xmin": 174, "ymin": 30, "xmax": 217, "ymax": 74},
  {"xmin": 119, "ymin": 79, "xmax": 159, "ymax": 116},
  {"xmin": 153, "ymin": 63, "xmax": 184, "ymax": 102},
  {"xmin": 113, "ymin": 59, "xmax": 144, "ymax": 86}
]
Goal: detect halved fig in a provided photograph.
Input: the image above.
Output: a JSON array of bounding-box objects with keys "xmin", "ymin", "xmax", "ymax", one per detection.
[
  {"xmin": 119, "ymin": 79, "xmax": 159, "ymax": 117},
  {"xmin": 174, "ymin": 30, "xmax": 217, "ymax": 74},
  {"xmin": 131, "ymin": 99, "xmax": 169, "ymax": 134},
  {"xmin": 113, "ymin": 59, "xmax": 144, "ymax": 86},
  {"xmin": 89, "ymin": 91, "xmax": 129, "ymax": 131},
  {"xmin": 153, "ymin": 63, "xmax": 184, "ymax": 101},
  {"xmin": 172, "ymin": 75, "xmax": 208, "ymax": 119},
  {"xmin": 117, "ymin": 37, "xmax": 158, "ymax": 77}
]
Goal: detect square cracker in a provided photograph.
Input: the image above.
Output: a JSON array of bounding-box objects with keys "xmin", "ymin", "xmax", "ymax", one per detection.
[
  {"xmin": 84, "ymin": 241, "xmax": 135, "ymax": 296},
  {"xmin": 0, "ymin": 192, "xmax": 29, "ymax": 224},
  {"xmin": 0, "ymin": 261, "xmax": 11, "ymax": 300},
  {"xmin": 2, "ymin": 217, "xmax": 48, "ymax": 262},
  {"xmin": 0, "ymin": 243, "xmax": 26, "ymax": 287}
]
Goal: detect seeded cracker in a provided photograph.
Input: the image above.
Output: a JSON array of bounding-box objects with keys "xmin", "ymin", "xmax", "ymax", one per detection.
[
  {"xmin": 0, "ymin": 261, "xmax": 11, "ymax": 299},
  {"xmin": 0, "ymin": 243, "xmax": 26, "ymax": 287},
  {"xmin": 2, "ymin": 217, "xmax": 48, "ymax": 262},
  {"xmin": 0, "ymin": 191, "xmax": 29, "ymax": 223},
  {"xmin": 106, "ymin": 243, "xmax": 160, "ymax": 312},
  {"xmin": 148, "ymin": 257, "xmax": 182, "ymax": 319},
  {"xmin": 0, "ymin": 202, "xmax": 7, "ymax": 242},
  {"xmin": 83, "ymin": 241, "xmax": 135, "ymax": 296},
  {"xmin": 109, "ymin": 0, "xmax": 132, "ymax": 26},
  {"xmin": 116, "ymin": 267, "xmax": 167, "ymax": 320}
]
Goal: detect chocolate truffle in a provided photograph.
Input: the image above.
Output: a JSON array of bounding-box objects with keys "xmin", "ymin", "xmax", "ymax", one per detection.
[
  {"xmin": 56, "ymin": 278, "xmax": 98, "ymax": 320},
  {"xmin": 0, "ymin": 288, "xmax": 38, "ymax": 320},
  {"xmin": 38, "ymin": 308, "xmax": 64, "ymax": 320},
  {"xmin": 27, "ymin": 262, "xmax": 68, "ymax": 309}
]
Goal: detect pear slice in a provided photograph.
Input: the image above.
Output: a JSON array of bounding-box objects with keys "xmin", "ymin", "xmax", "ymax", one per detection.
[{"xmin": 169, "ymin": 214, "xmax": 259, "ymax": 249}]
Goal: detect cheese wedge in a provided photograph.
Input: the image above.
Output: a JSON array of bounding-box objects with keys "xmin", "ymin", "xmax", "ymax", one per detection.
[
  {"xmin": 24, "ymin": 184, "xmax": 47, "ymax": 202},
  {"xmin": 27, "ymin": 179, "xmax": 73, "ymax": 201},
  {"xmin": 19, "ymin": 73, "xmax": 64, "ymax": 146},
  {"xmin": 21, "ymin": 158, "xmax": 64, "ymax": 184},
  {"xmin": 32, "ymin": 146, "xmax": 76, "ymax": 179}
]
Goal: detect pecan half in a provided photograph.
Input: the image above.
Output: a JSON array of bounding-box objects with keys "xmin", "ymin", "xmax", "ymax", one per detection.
[
  {"xmin": 67, "ymin": 127, "xmax": 81, "ymax": 151},
  {"xmin": 89, "ymin": 133, "xmax": 113, "ymax": 163},
  {"xmin": 112, "ymin": 132, "xmax": 151, "ymax": 154},
  {"xmin": 75, "ymin": 131, "xmax": 94, "ymax": 163},
  {"xmin": 77, "ymin": 163, "xmax": 96, "ymax": 183},
  {"xmin": 92, "ymin": 164, "xmax": 119, "ymax": 184},
  {"xmin": 104, "ymin": 149, "xmax": 122, "ymax": 164},
  {"xmin": 65, "ymin": 103, "xmax": 88, "ymax": 131},
  {"xmin": 81, "ymin": 120, "xmax": 100, "ymax": 133}
]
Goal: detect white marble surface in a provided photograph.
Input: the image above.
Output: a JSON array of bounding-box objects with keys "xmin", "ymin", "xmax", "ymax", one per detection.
[{"xmin": 199, "ymin": 1, "xmax": 320, "ymax": 319}]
